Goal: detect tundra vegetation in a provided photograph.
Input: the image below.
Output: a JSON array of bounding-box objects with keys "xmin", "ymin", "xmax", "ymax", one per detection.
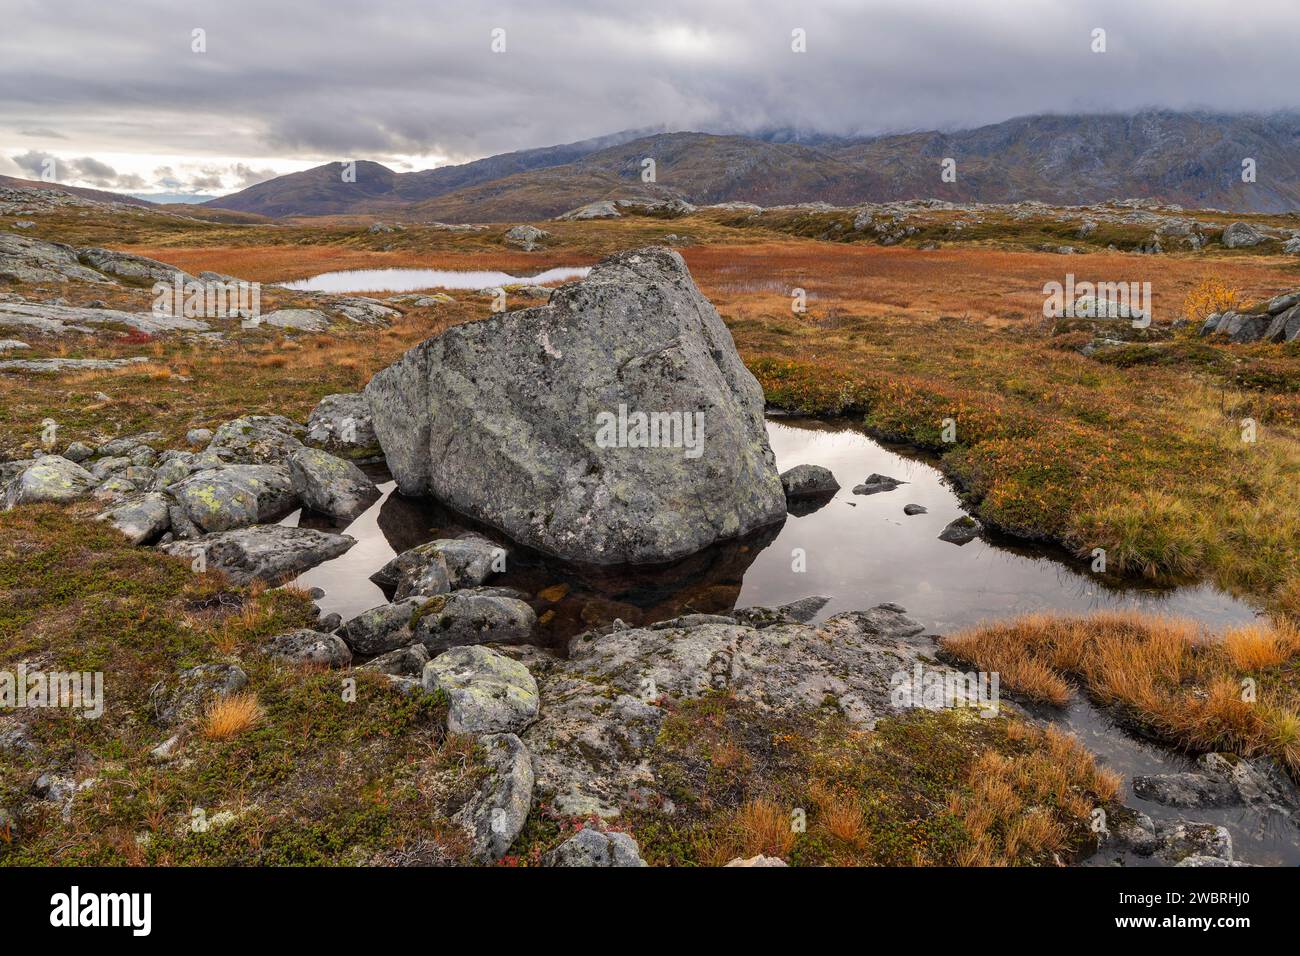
[{"xmin": 2, "ymin": 190, "xmax": 1300, "ymax": 865}]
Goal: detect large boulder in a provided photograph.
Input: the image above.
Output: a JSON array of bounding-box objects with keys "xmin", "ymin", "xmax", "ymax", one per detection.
[
  {"xmin": 365, "ymin": 247, "xmax": 785, "ymax": 564},
  {"xmin": 287, "ymin": 446, "xmax": 380, "ymax": 520},
  {"xmin": 3, "ymin": 456, "xmax": 96, "ymax": 509}
]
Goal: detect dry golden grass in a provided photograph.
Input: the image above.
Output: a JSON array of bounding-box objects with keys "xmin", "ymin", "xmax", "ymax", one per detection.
[
  {"xmin": 949, "ymin": 728, "xmax": 1117, "ymax": 867},
  {"xmin": 202, "ymin": 691, "xmax": 263, "ymax": 740},
  {"xmin": 733, "ymin": 798, "xmax": 797, "ymax": 859},
  {"xmin": 943, "ymin": 611, "xmax": 1300, "ymax": 775}
]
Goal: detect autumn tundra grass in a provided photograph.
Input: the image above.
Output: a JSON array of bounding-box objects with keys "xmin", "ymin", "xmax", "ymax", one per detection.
[
  {"xmin": 941, "ymin": 612, "xmax": 1300, "ymax": 776},
  {"xmin": 508, "ymin": 694, "xmax": 1122, "ymax": 867}
]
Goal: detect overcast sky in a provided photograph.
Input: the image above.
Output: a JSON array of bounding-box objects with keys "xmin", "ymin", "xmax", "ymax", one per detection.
[{"xmin": 1, "ymin": 0, "xmax": 1297, "ymax": 197}]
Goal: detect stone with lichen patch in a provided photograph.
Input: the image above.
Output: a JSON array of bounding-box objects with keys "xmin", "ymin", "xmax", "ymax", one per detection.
[{"xmin": 422, "ymin": 645, "xmax": 539, "ymax": 735}]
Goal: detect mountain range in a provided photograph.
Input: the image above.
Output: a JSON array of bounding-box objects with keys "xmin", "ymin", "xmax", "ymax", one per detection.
[{"xmin": 24, "ymin": 111, "xmax": 1300, "ymax": 222}]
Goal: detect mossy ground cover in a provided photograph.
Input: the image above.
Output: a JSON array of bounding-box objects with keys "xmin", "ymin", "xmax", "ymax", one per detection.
[{"xmin": 0, "ymin": 506, "xmax": 483, "ymax": 865}]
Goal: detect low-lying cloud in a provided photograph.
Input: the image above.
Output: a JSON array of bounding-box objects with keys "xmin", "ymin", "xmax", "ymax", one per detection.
[{"xmin": 2, "ymin": 0, "xmax": 1298, "ymax": 191}]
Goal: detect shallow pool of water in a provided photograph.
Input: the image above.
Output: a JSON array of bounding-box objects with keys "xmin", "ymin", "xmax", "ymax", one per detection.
[
  {"xmin": 290, "ymin": 416, "xmax": 1259, "ymax": 638},
  {"xmin": 278, "ymin": 266, "xmax": 591, "ymax": 293}
]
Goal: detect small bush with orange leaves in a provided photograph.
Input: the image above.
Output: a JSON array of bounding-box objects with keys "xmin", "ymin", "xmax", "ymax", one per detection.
[
  {"xmin": 942, "ymin": 611, "xmax": 1300, "ymax": 776},
  {"xmin": 1182, "ymin": 274, "xmax": 1241, "ymax": 324}
]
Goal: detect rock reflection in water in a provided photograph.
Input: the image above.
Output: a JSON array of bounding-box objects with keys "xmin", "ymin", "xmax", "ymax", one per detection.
[{"xmin": 293, "ymin": 474, "xmax": 783, "ymax": 645}]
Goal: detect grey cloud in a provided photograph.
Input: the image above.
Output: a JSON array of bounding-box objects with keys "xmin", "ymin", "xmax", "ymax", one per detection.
[{"xmin": 0, "ymin": 0, "xmax": 1298, "ymax": 166}]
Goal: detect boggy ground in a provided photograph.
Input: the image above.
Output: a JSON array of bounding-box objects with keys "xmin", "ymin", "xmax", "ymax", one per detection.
[{"xmin": 3, "ymin": 193, "xmax": 1300, "ymax": 865}]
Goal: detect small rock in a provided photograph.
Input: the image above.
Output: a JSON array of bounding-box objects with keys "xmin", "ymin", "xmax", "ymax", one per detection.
[
  {"xmin": 95, "ymin": 492, "xmax": 172, "ymax": 545},
  {"xmin": 263, "ymin": 628, "xmax": 352, "ymax": 667},
  {"xmin": 852, "ymin": 473, "xmax": 905, "ymax": 495},
  {"xmin": 412, "ymin": 589, "xmax": 537, "ymax": 651},
  {"xmin": 779, "ymin": 464, "xmax": 840, "ymax": 500},
  {"xmin": 287, "ymin": 446, "xmax": 380, "ymax": 520},
  {"xmin": 724, "ymin": 855, "xmax": 788, "ymax": 867},
  {"xmin": 903, "ymin": 503, "xmax": 927, "ymax": 515},
  {"xmin": 546, "ymin": 828, "xmax": 648, "ymax": 867},
  {"xmin": 422, "ymin": 645, "xmax": 540, "ymax": 735},
  {"xmin": 357, "ymin": 642, "xmax": 430, "ymax": 676},
  {"xmin": 938, "ymin": 516, "xmax": 982, "ymax": 545},
  {"xmin": 149, "ymin": 663, "xmax": 248, "ymax": 727},
  {"xmin": 455, "ymin": 732, "xmax": 534, "ymax": 863}
]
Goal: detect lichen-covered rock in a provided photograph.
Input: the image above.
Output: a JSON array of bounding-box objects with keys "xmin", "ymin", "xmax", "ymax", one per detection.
[
  {"xmin": 287, "ymin": 446, "xmax": 380, "ymax": 520},
  {"xmin": 339, "ymin": 598, "xmax": 424, "ymax": 655},
  {"xmin": 3, "ymin": 455, "xmax": 96, "ymax": 509},
  {"xmin": 724, "ymin": 855, "xmax": 788, "ymax": 867},
  {"xmin": 158, "ymin": 525, "xmax": 354, "ymax": 584},
  {"xmin": 260, "ymin": 308, "xmax": 330, "ymax": 331},
  {"xmin": 412, "ymin": 589, "xmax": 537, "ymax": 652},
  {"xmin": 207, "ymin": 415, "xmax": 305, "ymax": 465},
  {"xmin": 172, "ymin": 464, "xmax": 298, "ymax": 532},
  {"xmin": 364, "ymin": 247, "xmax": 785, "ymax": 565},
  {"xmin": 455, "ymin": 732, "xmax": 533, "ymax": 863},
  {"xmin": 371, "ymin": 534, "xmax": 504, "ymax": 593},
  {"xmin": 1221, "ymin": 221, "xmax": 1269, "ymax": 248},
  {"xmin": 523, "ymin": 604, "xmax": 934, "ymax": 818},
  {"xmin": 546, "ymin": 828, "xmax": 647, "ymax": 867},
  {"xmin": 504, "ymin": 224, "xmax": 550, "ymax": 251},
  {"xmin": 356, "ymin": 642, "xmax": 430, "ymax": 676},
  {"xmin": 95, "ymin": 492, "xmax": 172, "ymax": 545},
  {"xmin": 262, "ymin": 628, "xmax": 352, "ymax": 668},
  {"xmin": 304, "ymin": 392, "xmax": 381, "ymax": 460},
  {"xmin": 149, "ymin": 662, "xmax": 248, "ymax": 726},
  {"xmin": 422, "ymin": 645, "xmax": 540, "ymax": 735}
]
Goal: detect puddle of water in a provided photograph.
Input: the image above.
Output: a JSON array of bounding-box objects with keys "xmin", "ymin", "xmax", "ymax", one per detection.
[
  {"xmin": 290, "ymin": 416, "xmax": 1258, "ymax": 640},
  {"xmin": 743, "ymin": 418, "xmax": 1258, "ymax": 632},
  {"xmin": 1048, "ymin": 697, "xmax": 1300, "ymax": 866},
  {"xmin": 278, "ymin": 266, "xmax": 591, "ymax": 294}
]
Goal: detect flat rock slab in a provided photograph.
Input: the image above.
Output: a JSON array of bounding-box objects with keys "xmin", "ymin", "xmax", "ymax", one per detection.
[
  {"xmin": 0, "ymin": 356, "xmax": 149, "ymax": 373},
  {"xmin": 159, "ymin": 525, "xmax": 354, "ymax": 584}
]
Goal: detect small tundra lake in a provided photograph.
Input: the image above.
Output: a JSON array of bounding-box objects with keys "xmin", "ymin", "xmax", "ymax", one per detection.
[{"xmin": 279, "ymin": 266, "xmax": 591, "ymax": 293}]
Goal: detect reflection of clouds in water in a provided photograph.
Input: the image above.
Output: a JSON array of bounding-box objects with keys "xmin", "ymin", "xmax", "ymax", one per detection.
[{"xmin": 746, "ymin": 419, "xmax": 1258, "ymax": 634}]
